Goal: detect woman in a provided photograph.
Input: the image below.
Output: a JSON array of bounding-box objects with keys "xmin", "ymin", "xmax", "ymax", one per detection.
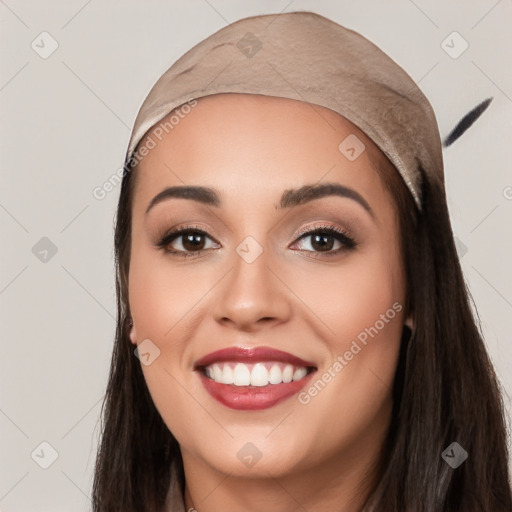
[{"xmin": 92, "ymin": 11, "xmax": 512, "ymax": 512}]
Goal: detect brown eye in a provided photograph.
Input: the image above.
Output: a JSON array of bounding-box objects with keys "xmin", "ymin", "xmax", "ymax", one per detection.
[
  {"xmin": 156, "ymin": 226, "xmax": 220, "ymax": 257},
  {"xmin": 292, "ymin": 225, "xmax": 357, "ymax": 257},
  {"xmin": 180, "ymin": 231, "xmax": 207, "ymax": 251},
  {"xmin": 309, "ymin": 233, "xmax": 335, "ymax": 252},
  {"xmin": 295, "ymin": 231, "xmax": 340, "ymax": 252}
]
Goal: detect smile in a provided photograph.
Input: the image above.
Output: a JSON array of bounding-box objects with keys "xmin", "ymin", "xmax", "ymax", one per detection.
[
  {"xmin": 204, "ymin": 362, "xmax": 310, "ymax": 386},
  {"xmin": 194, "ymin": 346, "xmax": 317, "ymax": 410}
]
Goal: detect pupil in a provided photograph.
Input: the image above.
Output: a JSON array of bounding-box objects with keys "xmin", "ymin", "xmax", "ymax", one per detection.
[
  {"xmin": 184, "ymin": 232, "xmax": 204, "ymax": 251},
  {"xmin": 312, "ymin": 234, "xmax": 333, "ymax": 252}
]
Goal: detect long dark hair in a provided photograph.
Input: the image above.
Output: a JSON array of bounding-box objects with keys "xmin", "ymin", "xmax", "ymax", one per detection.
[{"xmin": 92, "ymin": 131, "xmax": 512, "ymax": 511}]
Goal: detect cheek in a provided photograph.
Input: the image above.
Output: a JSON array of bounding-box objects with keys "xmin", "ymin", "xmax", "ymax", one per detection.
[
  {"xmin": 128, "ymin": 264, "xmax": 170, "ymax": 341},
  {"xmin": 293, "ymin": 247, "xmax": 404, "ymax": 436},
  {"xmin": 128, "ymin": 245, "xmax": 202, "ymax": 350},
  {"xmin": 293, "ymin": 241, "xmax": 405, "ymax": 350},
  {"xmin": 127, "ymin": 249, "xmax": 211, "ymax": 443}
]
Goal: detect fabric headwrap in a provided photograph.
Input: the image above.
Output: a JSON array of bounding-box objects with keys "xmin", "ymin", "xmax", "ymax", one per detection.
[{"xmin": 124, "ymin": 11, "xmax": 447, "ymax": 211}]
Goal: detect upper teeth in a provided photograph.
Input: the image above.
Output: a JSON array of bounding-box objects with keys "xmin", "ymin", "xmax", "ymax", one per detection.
[{"xmin": 205, "ymin": 362, "xmax": 309, "ymax": 387}]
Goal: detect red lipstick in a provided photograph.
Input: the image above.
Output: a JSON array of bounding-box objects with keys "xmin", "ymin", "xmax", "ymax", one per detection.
[
  {"xmin": 194, "ymin": 346, "xmax": 316, "ymax": 368},
  {"xmin": 194, "ymin": 346, "xmax": 317, "ymax": 410}
]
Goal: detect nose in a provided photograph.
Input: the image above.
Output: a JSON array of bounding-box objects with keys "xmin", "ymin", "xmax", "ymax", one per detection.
[{"xmin": 213, "ymin": 246, "xmax": 292, "ymax": 333}]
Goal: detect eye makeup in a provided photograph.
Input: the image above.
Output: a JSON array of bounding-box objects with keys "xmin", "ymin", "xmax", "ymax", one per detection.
[{"xmin": 152, "ymin": 221, "xmax": 358, "ymax": 260}]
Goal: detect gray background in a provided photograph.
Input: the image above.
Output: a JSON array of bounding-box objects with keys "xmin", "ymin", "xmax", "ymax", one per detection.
[{"xmin": 1, "ymin": 1, "xmax": 511, "ymax": 510}]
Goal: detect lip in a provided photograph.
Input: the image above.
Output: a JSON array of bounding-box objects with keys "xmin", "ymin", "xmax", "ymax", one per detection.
[
  {"xmin": 194, "ymin": 346, "xmax": 317, "ymax": 411},
  {"xmin": 194, "ymin": 346, "xmax": 317, "ymax": 369},
  {"xmin": 197, "ymin": 371, "xmax": 315, "ymax": 410}
]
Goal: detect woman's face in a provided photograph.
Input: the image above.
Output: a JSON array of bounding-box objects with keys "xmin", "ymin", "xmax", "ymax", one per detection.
[{"xmin": 128, "ymin": 93, "xmax": 409, "ymax": 481}]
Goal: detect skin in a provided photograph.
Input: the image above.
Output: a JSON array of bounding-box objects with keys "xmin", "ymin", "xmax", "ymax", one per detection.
[{"xmin": 128, "ymin": 93, "xmax": 412, "ymax": 511}]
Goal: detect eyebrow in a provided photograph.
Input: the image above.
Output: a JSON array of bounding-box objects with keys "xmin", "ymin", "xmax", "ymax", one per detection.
[{"xmin": 145, "ymin": 182, "xmax": 373, "ymax": 217}]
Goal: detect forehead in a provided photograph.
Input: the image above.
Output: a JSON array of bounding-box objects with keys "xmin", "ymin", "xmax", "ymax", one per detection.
[{"xmin": 131, "ymin": 93, "xmax": 395, "ymax": 214}]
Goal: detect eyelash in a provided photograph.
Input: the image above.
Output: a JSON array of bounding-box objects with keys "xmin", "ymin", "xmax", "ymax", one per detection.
[{"xmin": 155, "ymin": 223, "xmax": 357, "ymax": 259}]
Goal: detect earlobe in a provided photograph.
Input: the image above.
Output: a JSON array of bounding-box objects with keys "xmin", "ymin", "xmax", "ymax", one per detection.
[
  {"xmin": 128, "ymin": 319, "xmax": 137, "ymax": 345},
  {"xmin": 404, "ymin": 315, "xmax": 414, "ymax": 330}
]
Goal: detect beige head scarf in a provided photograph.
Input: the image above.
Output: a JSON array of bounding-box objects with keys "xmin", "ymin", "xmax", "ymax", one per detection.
[{"xmin": 124, "ymin": 11, "xmax": 445, "ymax": 211}]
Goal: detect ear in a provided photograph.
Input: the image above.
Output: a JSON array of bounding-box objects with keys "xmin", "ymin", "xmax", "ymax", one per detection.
[
  {"xmin": 129, "ymin": 320, "xmax": 138, "ymax": 346},
  {"xmin": 404, "ymin": 314, "xmax": 414, "ymax": 331}
]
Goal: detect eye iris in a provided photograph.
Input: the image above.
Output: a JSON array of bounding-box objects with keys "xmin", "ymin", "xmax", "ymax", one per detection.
[
  {"xmin": 311, "ymin": 233, "xmax": 334, "ymax": 252},
  {"xmin": 182, "ymin": 232, "xmax": 204, "ymax": 251}
]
